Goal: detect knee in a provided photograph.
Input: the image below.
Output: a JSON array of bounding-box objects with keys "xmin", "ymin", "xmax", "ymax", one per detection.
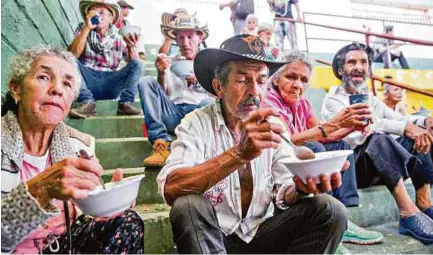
[
  {"xmin": 138, "ymin": 76, "xmax": 158, "ymax": 91},
  {"xmin": 128, "ymin": 59, "xmax": 146, "ymax": 74},
  {"xmin": 170, "ymin": 194, "xmax": 214, "ymax": 221},
  {"xmin": 113, "ymin": 209, "xmax": 145, "ymax": 233},
  {"xmin": 312, "ymin": 195, "xmax": 348, "ymax": 232}
]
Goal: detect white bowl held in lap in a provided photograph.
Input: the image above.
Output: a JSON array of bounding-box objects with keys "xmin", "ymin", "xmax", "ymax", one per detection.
[
  {"xmin": 281, "ymin": 150, "xmax": 353, "ymax": 184},
  {"xmin": 75, "ymin": 174, "xmax": 145, "ymax": 217},
  {"xmin": 119, "ymin": 25, "xmax": 141, "ymax": 37},
  {"xmin": 170, "ymin": 60, "xmax": 194, "ymax": 78}
]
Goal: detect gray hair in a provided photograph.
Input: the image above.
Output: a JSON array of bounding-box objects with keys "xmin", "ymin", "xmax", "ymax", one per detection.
[
  {"xmin": 213, "ymin": 61, "xmax": 232, "ymax": 87},
  {"xmin": 246, "ymin": 14, "xmax": 258, "ymax": 23},
  {"xmin": 8, "ymin": 44, "xmax": 81, "ymax": 99},
  {"xmin": 271, "ymin": 50, "xmax": 313, "ymax": 84}
]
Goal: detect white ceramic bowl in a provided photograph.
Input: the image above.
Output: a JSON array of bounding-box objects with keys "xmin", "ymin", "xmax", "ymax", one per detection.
[
  {"xmin": 281, "ymin": 150, "xmax": 353, "ymax": 183},
  {"xmin": 76, "ymin": 174, "xmax": 145, "ymax": 217},
  {"xmin": 119, "ymin": 25, "xmax": 141, "ymax": 37},
  {"xmin": 170, "ymin": 60, "xmax": 194, "ymax": 78}
]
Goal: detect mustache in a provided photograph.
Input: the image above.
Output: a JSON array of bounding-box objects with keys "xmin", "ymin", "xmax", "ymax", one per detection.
[{"xmin": 239, "ymin": 96, "xmax": 261, "ymax": 107}]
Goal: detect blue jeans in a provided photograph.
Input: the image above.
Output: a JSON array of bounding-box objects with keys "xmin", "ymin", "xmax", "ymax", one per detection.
[
  {"xmin": 305, "ymin": 141, "xmax": 359, "ymax": 207},
  {"xmin": 137, "ymin": 76, "xmax": 214, "ymax": 144},
  {"xmin": 77, "ymin": 60, "xmax": 145, "ymax": 103}
]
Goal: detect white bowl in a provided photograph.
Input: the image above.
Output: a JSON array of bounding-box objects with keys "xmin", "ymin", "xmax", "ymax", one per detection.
[
  {"xmin": 75, "ymin": 174, "xmax": 145, "ymax": 217},
  {"xmin": 170, "ymin": 60, "xmax": 194, "ymax": 78},
  {"xmin": 119, "ymin": 25, "xmax": 141, "ymax": 37},
  {"xmin": 281, "ymin": 150, "xmax": 353, "ymax": 183}
]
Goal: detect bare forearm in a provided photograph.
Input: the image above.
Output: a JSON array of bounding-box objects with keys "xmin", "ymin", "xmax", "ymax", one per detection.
[
  {"xmin": 159, "ymin": 40, "xmax": 171, "ymax": 54},
  {"xmin": 291, "ymin": 123, "xmax": 340, "ymax": 145},
  {"xmin": 68, "ymin": 27, "xmax": 91, "ymax": 58},
  {"xmin": 157, "ymin": 70, "xmax": 167, "ymax": 91},
  {"xmin": 126, "ymin": 47, "xmax": 138, "ymax": 61},
  {"xmin": 164, "ymin": 147, "xmax": 247, "ymax": 205}
]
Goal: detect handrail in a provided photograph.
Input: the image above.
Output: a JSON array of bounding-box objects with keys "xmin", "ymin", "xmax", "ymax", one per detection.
[{"xmin": 314, "ymin": 58, "xmax": 433, "ymax": 98}]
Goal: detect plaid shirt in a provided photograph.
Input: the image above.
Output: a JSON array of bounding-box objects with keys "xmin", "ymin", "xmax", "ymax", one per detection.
[{"xmin": 74, "ymin": 23, "xmax": 128, "ymax": 72}]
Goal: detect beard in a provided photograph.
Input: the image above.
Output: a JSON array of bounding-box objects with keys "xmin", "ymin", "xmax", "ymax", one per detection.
[{"xmin": 342, "ymin": 70, "xmax": 368, "ymax": 94}]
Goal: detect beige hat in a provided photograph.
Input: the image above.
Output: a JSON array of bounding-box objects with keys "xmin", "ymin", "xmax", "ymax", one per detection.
[
  {"xmin": 161, "ymin": 15, "xmax": 209, "ymax": 41},
  {"xmin": 161, "ymin": 8, "xmax": 189, "ymax": 27},
  {"xmin": 79, "ymin": 0, "xmax": 121, "ymax": 25}
]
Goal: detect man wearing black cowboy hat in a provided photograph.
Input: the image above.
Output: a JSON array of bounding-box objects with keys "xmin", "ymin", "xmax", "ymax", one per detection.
[
  {"xmin": 321, "ymin": 42, "xmax": 433, "ymax": 244},
  {"xmin": 157, "ymin": 34, "xmax": 348, "ymax": 253}
]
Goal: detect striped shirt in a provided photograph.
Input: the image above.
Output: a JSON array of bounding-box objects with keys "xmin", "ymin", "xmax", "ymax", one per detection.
[
  {"xmin": 74, "ymin": 23, "xmax": 128, "ymax": 72},
  {"xmin": 157, "ymin": 101, "xmax": 296, "ymax": 243}
]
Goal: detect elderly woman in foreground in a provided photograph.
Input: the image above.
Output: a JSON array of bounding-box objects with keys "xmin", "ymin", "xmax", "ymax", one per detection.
[
  {"xmin": 263, "ymin": 50, "xmax": 383, "ymax": 252},
  {"xmin": 1, "ymin": 45, "xmax": 144, "ymax": 254}
]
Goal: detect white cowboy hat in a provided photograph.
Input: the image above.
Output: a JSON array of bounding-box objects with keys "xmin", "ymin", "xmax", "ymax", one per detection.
[
  {"xmin": 160, "ymin": 15, "xmax": 209, "ymax": 41},
  {"xmin": 161, "ymin": 8, "xmax": 189, "ymax": 27},
  {"xmin": 79, "ymin": 0, "xmax": 121, "ymax": 25}
]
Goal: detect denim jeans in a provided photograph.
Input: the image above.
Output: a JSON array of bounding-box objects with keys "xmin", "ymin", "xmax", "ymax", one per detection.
[
  {"xmin": 354, "ymin": 134, "xmax": 433, "ymax": 192},
  {"xmin": 274, "ymin": 20, "xmax": 298, "ymax": 51},
  {"xmin": 137, "ymin": 76, "xmax": 213, "ymax": 144},
  {"xmin": 170, "ymin": 194, "xmax": 347, "ymax": 254},
  {"xmin": 304, "ymin": 141, "xmax": 359, "ymax": 207},
  {"xmin": 77, "ymin": 60, "xmax": 145, "ymax": 103},
  {"xmin": 374, "ymin": 51, "xmax": 410, "ymax": 69}
]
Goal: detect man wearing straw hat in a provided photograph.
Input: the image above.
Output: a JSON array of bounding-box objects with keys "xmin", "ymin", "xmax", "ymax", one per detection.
[
  {"xmin": 322, "ymin": 42, "xmax": 433, "ymax": 244},
  {"xmin": 138, "ymin": 14, "xmax": 214, "ymax": 167},
  {"xmin": 157, "ymin": 34, "xmax": 348, "ymax": 253},
  {"xmin": 69, "ymin": 0, "xmax": 144, "ymax": 119}
]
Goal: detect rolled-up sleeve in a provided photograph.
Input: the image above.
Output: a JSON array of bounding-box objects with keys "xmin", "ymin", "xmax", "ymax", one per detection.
[{"xmin": 157, "ymin": 112, "xmax": 206, "ymax": 203}]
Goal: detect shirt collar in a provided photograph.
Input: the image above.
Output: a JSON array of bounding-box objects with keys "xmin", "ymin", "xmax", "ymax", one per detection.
[{"xmin": 213, "ymin": 99, "xmax": 226, "ymax": 131}]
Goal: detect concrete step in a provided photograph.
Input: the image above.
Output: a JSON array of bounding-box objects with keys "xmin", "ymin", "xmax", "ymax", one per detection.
[
  {"xmin": 91, "ymin": 99, "xmax": 142, "ymax": 116},
  {"xmin": 96, "ymin": 137, "xmax": 151, "ymax": 169},
  {"xmin": 65, "ymin": 115, "xmax": 143, "ymax": 139},
  {"xmin": 134, "ymin": 204, "xmax": 433, "ymax": 254}
]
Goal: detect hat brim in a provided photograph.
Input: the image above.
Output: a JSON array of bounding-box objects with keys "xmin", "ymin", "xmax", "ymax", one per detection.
[
  {"xmin": 80, "ymin": 1, "xmax": 121, "ymax": 25},
  {"xmin": 194, "ymin": 49, "xmax": 287, "ymax": 96},
  {"xmin": 161, "ymin": 24, "xmax": 209, "ymax": 41},
  {"xmin": 332, "ymin": 44, "xmax": 374, "ymax": 80},
  {"xmin": 161, "ymin": 12, "xmax": 175, "ymax": 27}
]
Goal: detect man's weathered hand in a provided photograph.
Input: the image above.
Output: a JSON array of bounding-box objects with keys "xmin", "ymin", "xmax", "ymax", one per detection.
[
  {"xmin": 293, "ymin": 172, "xmax": 342, "ymax": 195},
  {"xmin": 155, "ymin": 53, "xmax": 171, "ymax": 73},
  {"xmin": 85, "ymin": 10, "xmax": 98, "ymax": 30},
  {"xmin": 404, "ymin": 123, "xmax": 433, "ymax": 154},
  {"xmin": 185, "ymin": 75, "xmax": 198, "ymax": 87},
  {"xmin": 123, "ymin": 33, "xmax": 140, "ymax": 48},
  {"xmin": 236, "ymin": 108, "xmax": 283, "ymax": 161},
  {"xmin": 331, "ymin": 103, "xmax": 373, "ymax": 131}
]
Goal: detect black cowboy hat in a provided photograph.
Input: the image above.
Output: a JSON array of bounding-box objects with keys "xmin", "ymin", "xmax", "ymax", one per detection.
[
  {"xmin": 332, "ymin": 42, "xmax": 375, "ymax": 80},
  {"xmin": 194, "ymin": 34, "xmax": 288, "ymax": 96}
]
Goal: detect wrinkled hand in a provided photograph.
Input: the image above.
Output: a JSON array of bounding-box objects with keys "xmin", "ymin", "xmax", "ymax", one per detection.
[
  {"xmin": 155, "ymin": 53, "xmax": 171, "ymax": 73},
  {"xmin": 425, "ymin": 117, "xmax": 433, "ymax": 136},
  {"xmin": 26, "ymin": 158, "xmax": 104, "ymax": 207},
  {"xmin": 185, "ymin": 75, "xmax": 198, "ymax": 87},
  {"xmin": 85, "ymin": 10, "xmax": 98, "ymax": 30},
  {"xmin": 236, "ymin": 108, "xmax": 283, "ymax": 161},
  {"xmin": 123, "ymin": 33, "xmax": 140, "ymax": 48},
  {"xmin": 271, "ymin": 48, "xmax": 279, "ymax": 58},
  {"xmin": 404, "ymin": 123, "xmax": 433, "ymax": 154},
  {"xmin": 293, "ymin": 171, "xmax": 344, "ymax": 195},
  {"xmin": 331, "ymin": 103, "xmax": 373, "ymax": 131}
]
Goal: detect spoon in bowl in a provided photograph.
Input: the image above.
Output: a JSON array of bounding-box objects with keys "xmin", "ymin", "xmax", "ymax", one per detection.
[
  {"xmin": 79, "ymin": 149, "xmax": 106, "ymax": 190},
  {"xmin": 280, "ymin": 133, "xmax": 316, "ymax": 160}
]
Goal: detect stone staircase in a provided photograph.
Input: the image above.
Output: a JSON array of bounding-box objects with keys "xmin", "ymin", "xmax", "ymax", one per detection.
[{"xmin": 64, "ymin": 57, "xmax": 433, "ymax": 253}]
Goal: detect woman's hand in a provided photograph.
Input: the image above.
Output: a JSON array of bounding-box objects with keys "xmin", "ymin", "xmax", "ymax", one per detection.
[
  {"xmin": 329, "ymin": 103, "xmax": 373, "ymax": 131},
  {"xmin": 26, "ymin": 157, "xmax": 104, "ymax": 209}
]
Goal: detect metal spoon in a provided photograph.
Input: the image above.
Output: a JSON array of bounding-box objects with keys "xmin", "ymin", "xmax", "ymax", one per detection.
[
  {"xmin": 281, "ymin": 134, "xmax": 316, "ymax": 160},
  {"xmin": 79, "ymin": 149, "xmax": 106, "ymax": 190}
]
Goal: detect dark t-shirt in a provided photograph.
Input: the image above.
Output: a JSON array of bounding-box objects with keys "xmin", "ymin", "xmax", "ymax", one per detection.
[{"xmin": 273, "ymin": 0, "xmax": 297, "ymax": 18}]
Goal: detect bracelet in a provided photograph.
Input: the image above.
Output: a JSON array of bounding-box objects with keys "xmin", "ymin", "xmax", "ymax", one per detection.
[{"xmin": 318, "ymin": 124, "xmax": 328, "ymax": 138}]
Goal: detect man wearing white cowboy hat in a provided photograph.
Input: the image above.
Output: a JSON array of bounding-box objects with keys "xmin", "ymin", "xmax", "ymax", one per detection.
[
  {"xmin": 157, "ymin": 34, "xmax": 348, "ymax": 253},
  {"xmin": 137, "ymin": 14, "xmax": 214, "ymax": 168},
  {"xmin": 69, "ymin": 0, "xmax": 144, "ymax": 119}
]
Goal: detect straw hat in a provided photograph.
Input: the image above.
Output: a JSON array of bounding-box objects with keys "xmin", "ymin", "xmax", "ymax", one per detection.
[
  {"xmin": 160, "ymin": 14, "xmax": 209, "ymax": 41},
  {"xmin": 161, "ymin": 8, "xmax": 189, "ymax": 27},
  {"xmin": 79, "ymin": 0, "xmax": 121, "ymax": 25}
]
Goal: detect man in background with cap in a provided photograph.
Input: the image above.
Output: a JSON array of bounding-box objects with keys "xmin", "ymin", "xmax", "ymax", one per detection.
[
  {"xmin": 69, "ymin": 0, "xmax": 144, "ymax": 119},
  {"xmin": 321, "ymin": 42, "xmax": 433, "ymax": 244},
  {"xmin": 137, "ymin": 14, "xmax": 214, "ymax": 167},
  {"xmin": 116, "ymin": 0, "xmax": 134, "ymax": 30},
  {"xmin": 157, "ymin": 34, "xmax": 348, "ymax": 253}
]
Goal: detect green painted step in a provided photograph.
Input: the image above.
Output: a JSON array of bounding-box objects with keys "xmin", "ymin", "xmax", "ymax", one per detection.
[
  {"xmin": 90, "ymin": 99, "xmax": 142, "ymax": 116},
  {"xmin": 96, "ymin": 137, "xmax": 151, "ymax": 169},
  {"xmin": 65, "ymin": 115, "xmax": 143, "ymax": 139},
  {"xmin": 135, "ymin": 205, "xmax": 433, "ymax": 254}
]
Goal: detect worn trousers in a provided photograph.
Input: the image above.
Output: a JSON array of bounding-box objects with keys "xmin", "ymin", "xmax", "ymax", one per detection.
[
  {"xmin": 354, "ymin": 134, "xmax": 433, "ymax": 192},
  {"xmin": 170, "ymin": 194, "xmax": 347, "ymax": 254},
  {"xmin": 305, "ymin": 141, "xmax": 359, "ymax": 207}
]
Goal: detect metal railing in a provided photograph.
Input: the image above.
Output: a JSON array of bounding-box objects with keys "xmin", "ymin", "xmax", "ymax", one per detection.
[{"xmin": 275, "ymin": 15, "xmax": 433, "ymax": 98}]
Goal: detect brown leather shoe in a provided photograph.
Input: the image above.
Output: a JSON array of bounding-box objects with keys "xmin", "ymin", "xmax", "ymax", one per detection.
[
  {"xmin": 117, "ymin": 102, "xmax": 142, "ymax": 115},
  {"xmin": 143, "ymin": 139, "xmax": 171, "ymax": 167},
  {"xmin": 68, "ymin": 102, "xmax": 96, "ymax": 119}
]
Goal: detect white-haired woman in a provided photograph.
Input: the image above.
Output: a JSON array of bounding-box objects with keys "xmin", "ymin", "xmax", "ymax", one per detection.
[
  {"xmin": 241, "ymin": 14, "xmax": 258, "ymax": 36},
  {"xmin": 1, "ymin": 45, "xmax": 144, "ymax": 254},
  {"xmin": 382, "ymin": 76, "xmax": 408, "ymax": 116}
]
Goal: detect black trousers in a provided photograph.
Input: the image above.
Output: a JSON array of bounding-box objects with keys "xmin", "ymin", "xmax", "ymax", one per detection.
[
  {"xmin": 170, "ymin": 194, "xmax": 347, "ymax": 254},
  {"xmin": 354, "ymin": 134, "xmax": 433, "ymax": 192}
]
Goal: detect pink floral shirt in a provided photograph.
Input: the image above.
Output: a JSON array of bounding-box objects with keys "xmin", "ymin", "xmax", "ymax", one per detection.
[{"xmin": 263, "ymin": 87, "xmax": 316, "ymax": 135}]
